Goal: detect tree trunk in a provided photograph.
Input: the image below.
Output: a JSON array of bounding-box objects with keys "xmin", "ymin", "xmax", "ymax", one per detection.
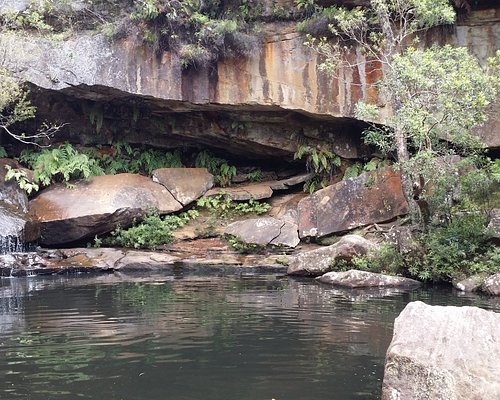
[{"xmin": 394, "ymin": 124, "xmax": 420, "ymax": 223}]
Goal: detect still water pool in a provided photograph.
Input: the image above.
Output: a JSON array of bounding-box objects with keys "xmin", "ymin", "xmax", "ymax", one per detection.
[{"xmin": 1, "ymin": 272, "xmax": 499, "ymax": 400}]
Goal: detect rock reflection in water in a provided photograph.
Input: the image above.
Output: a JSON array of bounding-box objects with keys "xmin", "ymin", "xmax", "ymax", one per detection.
[{"xmin": 1, "ymin": 273, "xmax": 499, "ymax": 400}]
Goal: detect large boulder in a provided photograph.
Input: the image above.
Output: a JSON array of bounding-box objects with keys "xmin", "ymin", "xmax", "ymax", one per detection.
[
  {"xmin": 316, "ymin": 270, "xmax": 421, "ymax": 288},
  {"xmin": 224, "ymin": 217, "xmax": 300, "ymax": 248},
  {"xmin": 482, "ymin": 272, "xmax": 500, "ymax": 296},
  {"xmin": 269, "ymin": 192, "xmax": 306, "ymax": 225},
  {"xmin": 0, "ymin": 0, "xmax": 30, "ymax": 12},
  {"xmin": 298, "ymin": 167, "xmax": 409, "ymax": 239},
  {"xmin": 152, "ymin": 168, "xmax": 214, "ymax": 206},
  {"xmin": 382, "ymin": 301, "xmax": 500, "ymax": 400},
  {"xmin": 453, "ymin": 273, "xmax": 489, "ymax": 292},
  {"xmin": 488, "ymin": 209, "xmax": 500, "ymax": 243},
  {"xmin": 287, "ymin": 235, "xmax": 375, "ymax": 276},
  {"xmin": 29, "ymin": 173, "xmax": 182, "ymax": 245}
]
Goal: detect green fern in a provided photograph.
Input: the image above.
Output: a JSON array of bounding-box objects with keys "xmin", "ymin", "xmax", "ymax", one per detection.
[
  {"xmin": 4, "ymin": 165, "xmax": 39, "ymax": 194},
  {"xmin": 16, "ymin": 143, "xmax": 104, "ymax": 190},
  {"xmin": 294, "ymin": 144, "xmax": 341, "ymax": 192},
  {"xmin": 343, "ymin": 163, "xmax": 362, "ymax": 180},
  {"xmin": 195, "ymin": 150, "xmax": 236, "ymax": 187},
  {"xmin": 101, "ymin": 209, "xmax": 199, "ymax": 249},
  {"xmin": 196, "ymin": 194, "xmax": 270, "ymax": 217}
]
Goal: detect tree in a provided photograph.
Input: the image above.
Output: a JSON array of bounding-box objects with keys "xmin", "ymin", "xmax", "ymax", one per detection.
[
  {"xmin": 0, "ymin": 68, "xmax": 60, "ymax": 145},
  {"xmin": 304, "ymin": 0, "xmax": 500, "ymax": 223}
]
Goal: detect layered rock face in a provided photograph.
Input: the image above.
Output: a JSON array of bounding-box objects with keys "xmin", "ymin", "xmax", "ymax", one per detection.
[
  {"xmin": 382, "ymin": 301, "xmax": 500, "ymax": 400},
  {"xmin": 0, "ymin": 4, "xmax": 497, "ymax": 156}
]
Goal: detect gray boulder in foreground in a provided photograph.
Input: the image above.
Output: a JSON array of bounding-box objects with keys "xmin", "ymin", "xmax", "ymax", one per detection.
[
  {"xmin": 317, "ymin": 270, "xmax": 421, "ymax": 288},
  {"xmin": 287, "ymin": 235, "xmax": 375, "ymax": 276},
  {"xmin": 382, "ymin": 301, "xmax": 500, "ymax": 400}
]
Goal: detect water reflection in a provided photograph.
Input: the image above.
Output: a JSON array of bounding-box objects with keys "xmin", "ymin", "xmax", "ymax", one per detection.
[{"xmin": 0, "ymin": 273, "xmax": 498, "ymax": 400}]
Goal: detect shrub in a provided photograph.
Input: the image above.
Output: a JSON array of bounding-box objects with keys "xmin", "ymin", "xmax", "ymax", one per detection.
[
  {"xmin": 15, "ymin": 142, "xmax": 103, "ymax": 188},
  {"xmin": 225, "ymin": 235, "xmax": 264, "ymax": 254},
  {"xmin": 294, "ymin": 144, "xmax": 341, "ymax": 193},
  {"xmin": 8, "ymin": 142, "xmax": 187, "ymax": 193},
  {"xmin": 247, "ymin": 169, "xmax": 263, "ymax": 182},
  {"xmin": 329, "ymin": 212, "xmax": 498, "ymax": 282},
  {"xmin": 4, "ymin": 167, "xmax": 39, "ymax": 194},
  {"xmin": 103, "ymin": 209, "xmax": 199, "ymax": 249},
  {"xmin": 329, "ymin": 243, "xmax": 405, "ymax": 275},
  {"xmin": 86, "ymin": 142, "xmax": 184, "ymax": 175},
  {"xmin": 409, "ymin": 213, "xmax": 496, "ymax": 281},
  {"xmin": 342, "ymin": 158, "xmax": 390, "ymax": 180},
  {"xmin": 196, "ymin": 194, "xmax": 270, "ymax": 217},
  {"xmin": 179, "ymin": 44, "xmax": 212, "ymax": 69}
]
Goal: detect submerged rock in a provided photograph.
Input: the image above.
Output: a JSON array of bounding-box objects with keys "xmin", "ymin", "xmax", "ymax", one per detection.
[
  {"xmin": 297, "ymin": 167, "xmax": 408, "ymax": 239},
  {"xmin": 0, "ymin": 241, "xmax": 291, "ymax": 276},
  {"xmin": 382, "ymin": 301, "xmax": 500, "ymax": 400},
  {"xmin": 316, "ymin": 270, "xmax": 421, "ymax": 288},
  {"xmin": 29, "ymin": 174, "xmax": 182, "ymax": 245},
  {"xmin": 287, "ymin": 235, "xmax": 375, "ymax": 276},
  {"xmin": 152, "ymin": 168, "xmax": 214, "ymax": 206},
  {"xmin": 224, "ymin": 217, "xmax": 300, "ymax": 248},
  {"xmin": 324, "ymin": 287, "xmax": 420, "ymax": 302}
]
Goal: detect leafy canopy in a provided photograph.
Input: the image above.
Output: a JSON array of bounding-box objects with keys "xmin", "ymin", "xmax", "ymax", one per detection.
[
  {"xmin": 303, "ymin": 0, "xmax": 499, "ymax": 224},
  {"xmin": 1, "ymin": 68, "xmax": 61, "ymax": 144},
  {"xmin": 359, "ymin": 45, "xmax": 499, "ymax": 157}
]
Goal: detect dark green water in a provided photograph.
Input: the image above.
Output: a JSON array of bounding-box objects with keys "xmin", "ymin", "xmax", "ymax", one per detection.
[{"xmin": 1, "ymin": 273, "xmax": 499, "ymax": 400}]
